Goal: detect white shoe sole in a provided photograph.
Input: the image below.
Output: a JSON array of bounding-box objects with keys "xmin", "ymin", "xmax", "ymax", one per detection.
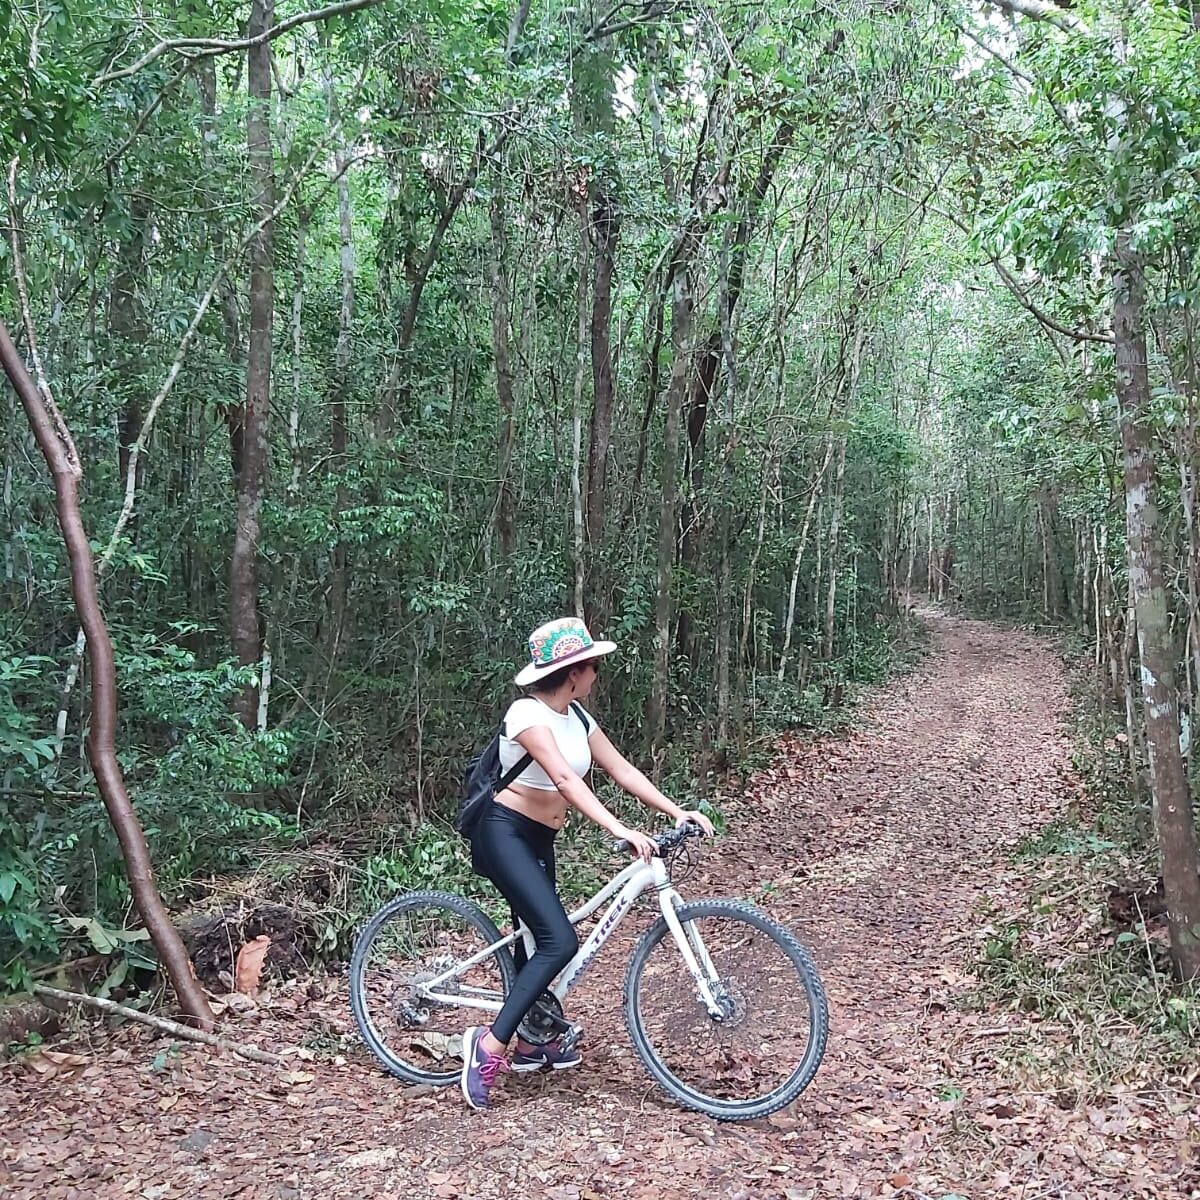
[{"xmin": 510, "ymin": 1058, "xmax": 582, "ymax": 1072}]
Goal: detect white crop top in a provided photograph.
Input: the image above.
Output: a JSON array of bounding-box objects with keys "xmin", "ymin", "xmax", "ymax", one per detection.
[{"xmin": 498, "ymin": 697, "xmax": 598, "ymax": 791}]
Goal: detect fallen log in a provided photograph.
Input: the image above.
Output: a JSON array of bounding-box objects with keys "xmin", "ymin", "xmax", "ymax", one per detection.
[{"xmin": 32, "ymin": 984, "xmax": 281, "ymax": 1065}]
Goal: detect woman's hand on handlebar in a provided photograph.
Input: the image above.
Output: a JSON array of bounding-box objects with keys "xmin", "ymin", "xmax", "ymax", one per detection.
[
  {"xmin": 614, "ymin": 825, "xmax": 657, "ymax": 863},
  {"xmin": 674, "ymin": 809, "xmax": 715, "ymax": 838}
]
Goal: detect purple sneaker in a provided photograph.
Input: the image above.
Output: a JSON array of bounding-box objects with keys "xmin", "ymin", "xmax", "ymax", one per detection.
[
  {"xmin": 460, "ymin": 1026, "xmax": 510, "ymax": 1109},
  {"xmin": 511, "ymin": 1037, "xmax": 582, "ymax": 1072}
]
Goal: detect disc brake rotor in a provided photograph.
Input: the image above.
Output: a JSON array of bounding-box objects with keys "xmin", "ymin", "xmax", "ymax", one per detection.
[{"xmin": 391, "ymin": 955, "xmax": 461, "ymax": 1027}]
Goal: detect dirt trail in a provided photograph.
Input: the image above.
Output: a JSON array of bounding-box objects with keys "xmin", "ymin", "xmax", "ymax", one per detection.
[{"xmin": 2, "ymin": 610, "xmax": 1193, "ymax": 1199}]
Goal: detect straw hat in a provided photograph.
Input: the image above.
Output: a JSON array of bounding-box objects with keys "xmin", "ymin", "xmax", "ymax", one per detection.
[{"xmin": 514, "ymin": 617, "xmax": 617, "ymax": 687}]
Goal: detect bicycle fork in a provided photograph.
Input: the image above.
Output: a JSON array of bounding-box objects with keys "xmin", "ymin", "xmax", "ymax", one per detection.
[{"xmin": 658, "ymin": 886, "xmax": 727, "ymax": 1021}]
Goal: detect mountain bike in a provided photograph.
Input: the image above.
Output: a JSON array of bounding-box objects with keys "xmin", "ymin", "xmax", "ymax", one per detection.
[{"xmin": 348, "ymin": 823, "xmax": 828, "ymax": 1121}]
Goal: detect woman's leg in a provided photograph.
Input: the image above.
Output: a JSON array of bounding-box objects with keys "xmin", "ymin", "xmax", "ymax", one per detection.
[
  {"xmin": 509, "ymin": 838, "xmax": 554, "ymax": 974},
  {"xmin": 472, "ymin": 808, "xmax": 577, "ymax": 1048}
]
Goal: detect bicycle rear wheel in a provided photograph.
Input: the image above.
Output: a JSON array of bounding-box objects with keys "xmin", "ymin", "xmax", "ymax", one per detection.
[
  {"xmin": 349, "ymin": 890, "xmax": 516, "ymax": 1086},
  {"xmin": 624, "ymin": 899, "xmax": 828, "ymax": 1121}
]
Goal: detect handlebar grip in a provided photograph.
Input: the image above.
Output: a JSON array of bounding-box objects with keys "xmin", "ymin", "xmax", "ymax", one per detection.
[
  {"xmin": 612, "ymin": 837, "xmax": 661, "ymax": 857},
  {"xmin": 612, "ymin": 823, "xmax": 707, "ymax": 856}
]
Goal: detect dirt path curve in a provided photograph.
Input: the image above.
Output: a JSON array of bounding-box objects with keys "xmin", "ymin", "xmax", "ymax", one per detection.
[{"xmin": 2, "ymin": 610, "xmax": 1190, "ymax": 1199}]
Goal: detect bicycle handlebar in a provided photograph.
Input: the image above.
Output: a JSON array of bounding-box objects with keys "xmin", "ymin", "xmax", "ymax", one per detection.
[{"xmin": 613, "ymin": 820, "xmax": 706, "ymax": 858}]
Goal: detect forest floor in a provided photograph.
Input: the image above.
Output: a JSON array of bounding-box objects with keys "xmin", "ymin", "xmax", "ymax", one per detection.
[{"xmin": 2, "ymin": 609, "xmax": 1196, "ymax": 1200}]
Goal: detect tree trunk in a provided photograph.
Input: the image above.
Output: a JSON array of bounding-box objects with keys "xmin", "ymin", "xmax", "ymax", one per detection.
[
  {"xmin": 570, "ymin": 217, "xmax": 590, "ymax": 616},
  {"xmin": 647, "ymin": 230, "xmax": 698, "ymax": 751},
  {"xmin": 821, "ymin": 435, "xmax": 847, "ymax": 661},
  {"xmin": 617, "ymin": 272, "xmax": 666, "ymax": 535},
  {"xmin": 326, "ymin": 65, "xmax": 354, "ymax": 676},
  {"xmin": 739, "ymin": 445, "xmax": 774, "ymax": 684},
  {"xmin": 678, "ymin": 121, "xmax": 793, "ymax": 666},
  {"xmin": 1113, "ymin": 238, "xmax": 1200, "ymax": 980},
  {"xmin": 675, "ymin": 338, "xmax": 718, "ymax": 667},
  {"xmin": 197, "ymin": 58, "xmax": 247, "ymax": 474},
  {"xmin": 1179, "ymin": 399, "xmax": 1200, "ymax": 765},
  {"xmin": 927, "ymin": 495, "xmax": 936, "ymax": 598},
  {"xmin": 377, "ymin": 129, "xmax": 501, "ymax": 434},
  {"xmin": 490, "ymin": 194, "xmax": 517, "ymax": 561},
  {"xmin": 585, "ymin": 182, "xmax": 619, "ymax": 566},
  {"xmin": 0, "ymin": 321, "xmax": 214, "ymax": 1029},
  {"xmin": 1037, "ymin": 486, "xmax": 1063, "ymax": 619},
  {"xmin": 230, "ymin": 0, "xmax": 275, "ymax": 729},
  {"xmin": 110, "ymin": 194, "xmax": 150, "ymax": 505},
  {"xmin": 779, "ymin": 436, "xmax": 835, "ymax": 681}
]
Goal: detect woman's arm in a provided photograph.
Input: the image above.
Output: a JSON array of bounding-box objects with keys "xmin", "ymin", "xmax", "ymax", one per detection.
[
  {"xmin": 514, "ymin": 726, "xmax": 657, "ymax": 861},
  {"xmin": 589, "ymin": 730, "xmax": 715, "ymax": 835}
]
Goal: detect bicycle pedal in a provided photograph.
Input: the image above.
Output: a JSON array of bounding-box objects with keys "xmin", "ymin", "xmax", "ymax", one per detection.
[{"xmin": 559, "ymin": 1023, "xmax": 584, "ymax": 1053}]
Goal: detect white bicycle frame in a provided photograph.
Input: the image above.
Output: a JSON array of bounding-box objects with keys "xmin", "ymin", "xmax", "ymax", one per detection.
[{"xmin": 418, "ymin": 854, "xmax": 725, "ymax": 1019}]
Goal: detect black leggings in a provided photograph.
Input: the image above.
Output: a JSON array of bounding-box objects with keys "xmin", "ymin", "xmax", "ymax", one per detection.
[{"xmin": 470, "ymin": 802, "xmax": 578, "ymax": 1044}]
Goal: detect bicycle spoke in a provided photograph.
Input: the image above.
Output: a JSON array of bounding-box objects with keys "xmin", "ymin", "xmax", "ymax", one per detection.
[
  {"xmin": 352, "ymin": 895, "xmax": 513, "ymax": 1085},
  {"xmin": 630, "ymin": 907, "xmax": 824, "ymax": 1113}
]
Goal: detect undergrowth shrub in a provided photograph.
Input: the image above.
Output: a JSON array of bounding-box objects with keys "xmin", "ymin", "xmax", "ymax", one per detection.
[
  {"xmin": 1, "ymin": 635, "xmax": 305, "ymax": 990},
  {"xmin": 966, "ymin": 665, "xmax": 1200, "ymax": 1092}
]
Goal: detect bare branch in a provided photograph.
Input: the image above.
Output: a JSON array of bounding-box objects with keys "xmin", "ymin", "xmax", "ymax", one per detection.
[
  {"xmin": 978, "ymin": 0, "xmax": 1084, "ymax": 32},
  {"xmin": 989, "ymin": 257, "xmax": 1113, "ymax": 345},
  {"xmin": 95, "ymin": 0, "xmax": 385, "ymax": 87},
  {"xmin": 878, "ymin": 180, "xmax": 1114, "ymax": 346},
  {"xmin": 33, "ymin": 986, "xmax": 280, "ymax": 1064}
]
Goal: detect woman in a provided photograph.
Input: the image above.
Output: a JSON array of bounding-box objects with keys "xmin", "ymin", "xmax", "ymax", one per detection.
[{"xmin": 461, "ymin": 616, "xmax": 714, "ymax": 1110}]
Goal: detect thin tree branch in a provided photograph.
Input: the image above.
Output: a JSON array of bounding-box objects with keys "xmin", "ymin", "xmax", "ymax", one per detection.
[
  {"xmin": 95, "ymin": 0, "xmax": 385, "ymax": 87},
  {"xmin": 878, "ymin": 180, "xmax": 1114, "ymax": 345},
  {"xmin": 990, "ymin": 257, "xmax": 1113, "ymax": 345},
  {"xmin": 951, "ymin": 17, "xmax": 1083, "ymax": 149},
  {"xmin": 979, "ymin": 0, "xmax": 1083, "ymax": 31},
  {"xmin": 98, "ymin": 63, "xmax": 193, "ymax": 174},
  {"xmin": 33, "ymin": 986, "xmax": 281, "ymax": 1064}
]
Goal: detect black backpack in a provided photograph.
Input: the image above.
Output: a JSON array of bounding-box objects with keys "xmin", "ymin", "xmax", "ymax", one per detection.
[{"xmin": 454, "ymin": 702, "xmax": 587, "ymax": 840}]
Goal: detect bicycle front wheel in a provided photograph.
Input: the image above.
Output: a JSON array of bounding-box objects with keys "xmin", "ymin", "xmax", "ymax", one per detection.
[
  {"xmin": 349, "ymin": 890, "xmax": 516, "ymax": 1086},
  {"xmin": 624, "ymin": 899, "xmax": 828, "ymax": 1121}
]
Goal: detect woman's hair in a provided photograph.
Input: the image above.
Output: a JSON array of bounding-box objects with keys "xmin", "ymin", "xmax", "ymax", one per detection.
[{"xmin": 527, "ymin": 663, "xmax": 577, "ymax": 694}]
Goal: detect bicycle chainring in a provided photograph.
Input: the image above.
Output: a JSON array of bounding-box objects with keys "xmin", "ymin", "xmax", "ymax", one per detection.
[{"xmin": 516, "ymin": 990, "xmax": 566, "ymax": 1046}]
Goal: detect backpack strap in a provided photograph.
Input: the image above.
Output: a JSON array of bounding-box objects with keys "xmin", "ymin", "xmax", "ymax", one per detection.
[
  {"xmin": 497, "ymin": 704, "xmax": 587, "ymax": 792},
  {"xmin": 496, "ymin": 721, "xmax": 532, "ymax": 791},
  {"xmin": 497, "ymin": 751, "xmax": 532, "ymax": 792}
]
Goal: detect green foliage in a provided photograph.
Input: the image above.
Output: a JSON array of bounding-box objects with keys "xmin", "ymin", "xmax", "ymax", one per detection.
[
  {"xmin": 0, "ymin": 632, "xmax": 304, "ymax": 985},
  {"xmin": 0, "ymin": 823, "xmax": 59, "ymax": 991},
  {"xmin": 358, "ymin": 827, "xmax": 474, "ymax": 907},
  {"xmin": 13, "ymin": 0, "xmax": 1182, "ymax": 1002},
  {"xmin": 0, "ymin": 655, "xmax": 57, "ymax": 769},
  {"xmin": 0, "ymin": 0, "xmax": 95, "ymax": 164}
]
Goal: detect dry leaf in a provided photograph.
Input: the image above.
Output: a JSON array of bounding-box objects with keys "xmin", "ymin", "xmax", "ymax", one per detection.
[
  {"xmin": 22, "ymin": 1049, "xmax": 91, "ymax": 1079},
  {"xmin": 234, "ymin": 934, "xmax": 271, "ymax": 997},
  {"xmin": 158, "ymin": 1095, "xmax": 179, "ymax": 1112},
  {"xmin": 224, "ymin": 991, "xmax": 258, "ymax": 1015}
]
